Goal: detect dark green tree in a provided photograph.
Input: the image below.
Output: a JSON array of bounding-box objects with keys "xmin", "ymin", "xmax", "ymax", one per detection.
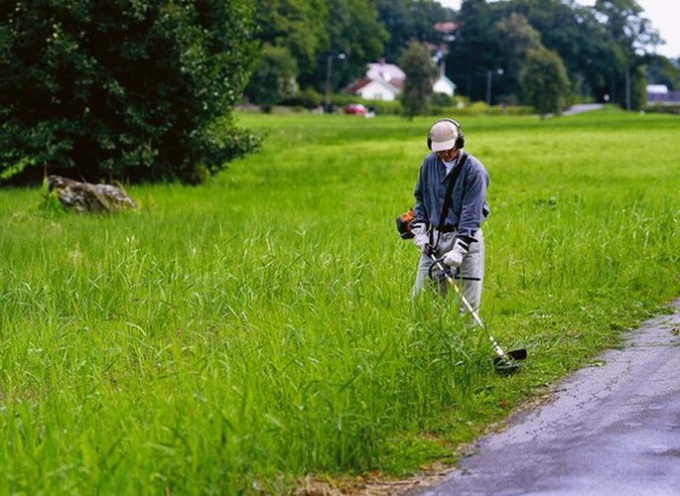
[
  {"xmin": 245, "ymin": 44, "xmax": 299, "ymax": 110},
  {"xmin": 592, "ymin": 0, "xmax": 660, "ymax": 109},
  {"xmin": 399, "ymin": 40, "xmax": 438, "ymax": 119},
  {"xmin": 253, "ymin": 0, "xmax": 328, "ymax": 86},
  {"xmin": 446, "ymin": 0, "xmax": 503, "ymax": 101},
  {"xmin": 494, "ymin": 13, "xmax": 543, "ymax": 103},
  {"xmin": 496, "ymin": 0, "xmax": 603, "ymax": 100},
  {"xmin": 520, "ymin": 47, "xmax": 570, "ymax": 117},
  {"xmin": 252, "ymin": 0, "xmax": 386, "ymax": 96},
  {"xmin": 376, "ymin": 0, "xmax": 454, "ymax": 63},
  {"xmin": 646, "ymin": 55, "xmax": 680, "ymax": 91},
  {"xmin": 499, "ymin": 0, "xmax": 660, "ymax": 107},
  {"xmin": 0, "ymin": 0, "xmax": 259, "ymax": 185},
  {"xmin": 322, "ymin": 0, "xmax": 388, "ymax": 91}
]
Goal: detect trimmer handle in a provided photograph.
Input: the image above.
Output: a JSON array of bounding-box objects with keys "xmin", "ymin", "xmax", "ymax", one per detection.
[{"xmin": 427, "ymin": 256, "xmax": 458, "ymax": 282}]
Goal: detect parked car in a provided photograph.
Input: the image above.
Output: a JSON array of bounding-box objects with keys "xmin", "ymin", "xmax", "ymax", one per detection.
[{"xmin": 344, "ymin": 103, "xmax": 368, "ymax": 115}]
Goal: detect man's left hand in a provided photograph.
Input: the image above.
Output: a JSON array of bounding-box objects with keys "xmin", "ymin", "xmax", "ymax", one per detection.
[{"xmin": 442, "ymin": 238, "xmax": 469, "ymax": 267}]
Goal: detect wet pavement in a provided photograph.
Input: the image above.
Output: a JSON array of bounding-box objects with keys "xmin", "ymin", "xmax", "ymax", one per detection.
[{"xmin": 414, "ymin": 299, "xmax": 680, "ymax": 496}]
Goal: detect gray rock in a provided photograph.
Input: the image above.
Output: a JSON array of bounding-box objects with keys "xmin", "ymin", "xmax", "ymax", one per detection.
[{"xmin": 47, "ymin": 175, "xmax": 138, "ymax": 213}]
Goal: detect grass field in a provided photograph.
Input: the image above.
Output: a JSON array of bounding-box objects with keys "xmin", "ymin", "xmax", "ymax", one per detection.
[{"xmin": 1, "ymin": 108, "xmax": 678, "ymax": 494}]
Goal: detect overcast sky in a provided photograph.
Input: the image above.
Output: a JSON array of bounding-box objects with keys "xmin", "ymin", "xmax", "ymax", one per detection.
[{"xmin": 435, "ymin": 0, "xmax": 679, "ymax": 59}]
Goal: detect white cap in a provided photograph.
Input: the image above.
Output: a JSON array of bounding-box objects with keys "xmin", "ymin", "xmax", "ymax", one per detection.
[{"xmin": 429, "ymin": 120, "xmax": 458, "ymax": 151}]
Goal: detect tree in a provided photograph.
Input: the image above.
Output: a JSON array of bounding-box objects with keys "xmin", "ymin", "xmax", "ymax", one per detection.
[
  {"xmin": 399, "ymin": 40, "xmax": 438, "ymax": 119},
  {"xmin": 376, "ymin": 0, "xmax": 454, "ymax": 63},
  {"xmin": 501, "ymin": 0, "xmax": 660, "ymax": 107},
  {"xmin": 322, "ymin": 0, "xmax": 388, "ymax": 91},
  {"xmin": 253, "ymin": 0, "xmax": 328, "ymax": 86},
  {"xmin": 446, "ymin": 0, "xmax": 503, "ymax": 101},
  {"xmin": 0, "ymin": 0, "xmax": 260, "ymax": 185},
  {"xmin": 494, "ymin": 13, "xmax": 543, "ymax": 102},
  {"xmin": 245, "ymin": 45, "xmax": 299, "ymax": 110},
  {"xmin": 520, "ymin": 47, "xmax": 570, "ymax": 117},
  {"xmin": 591, "ymin": 0, "xmax": 660, "ymax": 109},
  {"xmin": 252, "ymin": 0, "xmax": 387, "ymax": 97},
  {"xmin": 646, "ymin": 54, "xmax": 680, "ymax": 91},
  {"xmin": 496, "ymin": 0, "xmax": 599, "ymax": 101}
]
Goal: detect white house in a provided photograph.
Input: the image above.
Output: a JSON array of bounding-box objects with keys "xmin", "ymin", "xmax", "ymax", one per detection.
[
  {"xmin": 346, "ymin": 59, "xmax": 457, "ymax": 101},
  {"xmin": 345, "ymin": 78, "xmax": 400, "ymax": 101},
  {"xmin": 433, "ymin": 64, "xmax": 456, "ymax": 96},
  {"xmin": 646, "ymin": 84, "xmax": 669, "ymax": 94},
  {"xmin": 345, "ymin": 60, "xmax": 405, "ymax": 101}
]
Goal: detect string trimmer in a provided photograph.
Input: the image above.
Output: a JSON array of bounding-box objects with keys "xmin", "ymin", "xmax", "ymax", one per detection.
[{"xmin": 427, "ymin": 254, "xmax": 527, "ymax": 373}]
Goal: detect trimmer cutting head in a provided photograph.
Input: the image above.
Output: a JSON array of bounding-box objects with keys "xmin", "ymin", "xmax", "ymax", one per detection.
[
  {"xmin": 426, "ymin": 255, "xmax": 528, "ymax": 375},
  {"xmin": 493, "ymin": 357, "xmax": 521, "ymax": 373},
  {"xmin": 493, "ymin": 348, "xmax": 527, "ymax": 373}
]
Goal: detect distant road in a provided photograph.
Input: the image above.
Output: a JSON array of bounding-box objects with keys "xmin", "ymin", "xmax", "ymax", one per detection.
[
  {"xmin": 413, "ymin": 299, "xmax": 680, "ymax": 496},
  {"xmin": 563, "ymin": 103, "xmax": 604, "ymax": 115}
]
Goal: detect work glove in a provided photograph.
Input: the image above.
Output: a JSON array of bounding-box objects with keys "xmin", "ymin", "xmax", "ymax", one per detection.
[
  {"xmin": 442, "ymin": 238, "xmax": 469, "ymax": 267},
  {"xmin": 411, "ymin": 223, "xmax": 432, "ymax": 255}
]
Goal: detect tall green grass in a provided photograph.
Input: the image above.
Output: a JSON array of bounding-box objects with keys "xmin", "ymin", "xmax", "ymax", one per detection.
[{"xmin": 0, "ymin": 109, "xmax": 678, "ymax": 493}]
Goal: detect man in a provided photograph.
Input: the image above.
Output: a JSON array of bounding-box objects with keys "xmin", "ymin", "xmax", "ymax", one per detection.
[{"xmin": 411, "ymin": 118, "xmax": 490, "ymax": 311}]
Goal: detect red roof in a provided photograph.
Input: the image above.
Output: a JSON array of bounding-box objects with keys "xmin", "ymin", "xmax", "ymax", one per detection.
[
  {"xmin": 345, "ymin": 79, "xmax": 372, "ymax": 94},
  {"xmin": 434, "ymin": 22, "xmax": 458, "ymax": 33}
]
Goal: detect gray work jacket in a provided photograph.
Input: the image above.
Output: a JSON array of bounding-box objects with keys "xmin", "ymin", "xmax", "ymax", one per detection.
[{"xmin": 413, "ymin": 151, "xmax": 490, "ymax": 239}]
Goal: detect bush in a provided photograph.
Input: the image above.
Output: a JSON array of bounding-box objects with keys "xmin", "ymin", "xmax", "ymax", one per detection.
[
  {"xmin": 281, "ymin": 88, "xmax": 324, "ymax": 110},
  {"xmin": 0, "ymin": 0, "xmax": 260, "ymax": 185},
  {"xmin": 642, "ymin": 104, "xmax": 680, "ymax": 115}
]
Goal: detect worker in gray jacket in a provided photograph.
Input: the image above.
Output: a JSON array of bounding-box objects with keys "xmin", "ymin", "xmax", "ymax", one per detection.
[{"xmin": 411, "ymin": 118, "xmax": 490, "ymax": 311}]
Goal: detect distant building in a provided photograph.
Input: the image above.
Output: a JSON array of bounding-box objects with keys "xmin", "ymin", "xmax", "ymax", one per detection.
[
  {"xmin": 432, "ymin": 62, "xmax": 456, "ymax": 97},
  {"xmin": 366, "ymin": 61, "xmax": 406, "ymax": 89},
  {"xmin": 345, "ymin": 78, "xmax": 400, "ymax": 102},
  {"xmin": 346, "ymin": 59, "xmax": 457, "ymax": 101},
  {"xmin": 647, "ymin": 84, "xmax": 669, "ymax": 94},
  {"xmin": 646, "ymin": 84, "xmax": 680, "ymax": 105}
]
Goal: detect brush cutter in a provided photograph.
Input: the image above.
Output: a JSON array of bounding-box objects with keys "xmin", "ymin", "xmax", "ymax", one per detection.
[{"xmin": 427, "ymin": 254, "xmax": 527, "ymax": 373}]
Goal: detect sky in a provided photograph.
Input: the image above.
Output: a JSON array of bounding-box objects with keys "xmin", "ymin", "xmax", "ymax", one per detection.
[{"xmin": 435, "ymin": 0, "xmax": 680, "ymax": 59}]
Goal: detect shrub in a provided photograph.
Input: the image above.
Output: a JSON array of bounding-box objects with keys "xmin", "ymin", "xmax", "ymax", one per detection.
[{"xmin": 0, "ymin": 0, "xmax": 260, "ymax": 185}]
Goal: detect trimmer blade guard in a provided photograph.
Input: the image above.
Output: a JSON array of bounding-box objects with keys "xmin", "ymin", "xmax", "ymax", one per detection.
[{"xmin": 507, "ymin": 349, "xmax": 528, "ymax": 361}]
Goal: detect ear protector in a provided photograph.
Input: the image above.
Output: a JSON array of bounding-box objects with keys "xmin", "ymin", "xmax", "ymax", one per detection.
[{"xmin": 426, "ymin": 118, "xmax": 465, "ymax": 150}]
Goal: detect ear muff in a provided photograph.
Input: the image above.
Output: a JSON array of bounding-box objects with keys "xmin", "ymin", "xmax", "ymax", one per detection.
[{"xmin": 426, "ymin": 118, "xmax": 465, "ymax": 150}]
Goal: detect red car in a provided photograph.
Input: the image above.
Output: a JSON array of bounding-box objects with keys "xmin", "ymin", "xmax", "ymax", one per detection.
[{"xmin": 344, "ymin": 103, "xmax": 368, "ymax": 115}]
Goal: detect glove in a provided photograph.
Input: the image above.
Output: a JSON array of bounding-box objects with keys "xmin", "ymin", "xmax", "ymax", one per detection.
[
  {"xmin": 414, "ymin": 233, "xmax": 430, "ymax": 253},
  {"xmin": 411, "ymin": 223, "xmax": 432, "ymax": 255},
  {"xmin": 442, "ymin": 238, "xmax": 469, "ymax": 267}
]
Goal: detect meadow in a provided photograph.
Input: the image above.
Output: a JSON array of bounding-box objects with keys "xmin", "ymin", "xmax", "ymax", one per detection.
[{"xmin": 0, "ymin": 108, "xmax": 678, "ymax": 494}]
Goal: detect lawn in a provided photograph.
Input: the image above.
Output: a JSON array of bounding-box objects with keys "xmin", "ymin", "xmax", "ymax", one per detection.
[{"xmin": 0, "ymin": 108, "xmax": 678, "ymax": 494}]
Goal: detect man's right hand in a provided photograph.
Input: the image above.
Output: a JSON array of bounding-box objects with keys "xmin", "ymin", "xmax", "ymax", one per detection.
[
  {"xmin": 411, "ymin": 223, "xmax": 432, "ymax": 254},
  {"xmin": 413, "ymin": 233, "xmax": 429, "ymax": 251}
]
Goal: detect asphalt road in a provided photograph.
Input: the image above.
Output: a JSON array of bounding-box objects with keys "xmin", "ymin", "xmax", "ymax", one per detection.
[
  {"xmin": 562, "ymin": 103, "xmax": 604, "ymax": 116},
  {"xmin": 413, "ymin": 299, "xmax": 680, "ymax": 496}
]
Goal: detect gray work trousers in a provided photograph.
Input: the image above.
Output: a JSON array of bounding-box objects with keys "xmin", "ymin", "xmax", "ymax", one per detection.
[{"xmin": 411, "ymin": 229, "xmax": 485, "ymax": 311}]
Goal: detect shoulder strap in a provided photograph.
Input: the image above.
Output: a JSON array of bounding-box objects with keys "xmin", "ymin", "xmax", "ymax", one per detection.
[{"xmin": 437, "ymin": 152, "xmax": 467, "ymax": 229}]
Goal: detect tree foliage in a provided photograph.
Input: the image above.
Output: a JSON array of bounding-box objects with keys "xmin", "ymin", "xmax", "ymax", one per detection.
[
  {"xmin": 1, "ymin": 0, "xmax": 260, "ymax": 185},
  {"xmin": 251, "ymin": 0, "xmax": 387, "ymax": 98},
  {"xmin": 446, "ymin": 0, "xmax": 502, "ymax": 101},
  {"xmin": 494, "ymin": 0, "xmax": 663, "ymax": 108},
  {"xmin": 520, "ymin": 47, "xmax": 570, "ymax": 117},
  {"xmin": 495, "ymin": 13, "xmax": 542, "ymax": 101},
  {"xmin": 323, "ymin": 0, "xmax": 388, "ymax": 90},
  {"xmin": 376, "ymin": 0, "xmax": 453, "ymax": 63},
  {"xmin": 245, "ymin": 45, "xmax": 299, "ymax": 110},
  {"xmin": 399, "ymin": 41, "xmax": 438, "ymax": 119},
  {"xmin": 253, "ymin": 0, "xmax": 328, "ymax": 86}
]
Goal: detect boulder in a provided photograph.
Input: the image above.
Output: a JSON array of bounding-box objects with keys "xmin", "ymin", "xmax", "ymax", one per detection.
[{"xmin": 47, "ymin": 175, "xmax": 138, "ymax": 213}]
